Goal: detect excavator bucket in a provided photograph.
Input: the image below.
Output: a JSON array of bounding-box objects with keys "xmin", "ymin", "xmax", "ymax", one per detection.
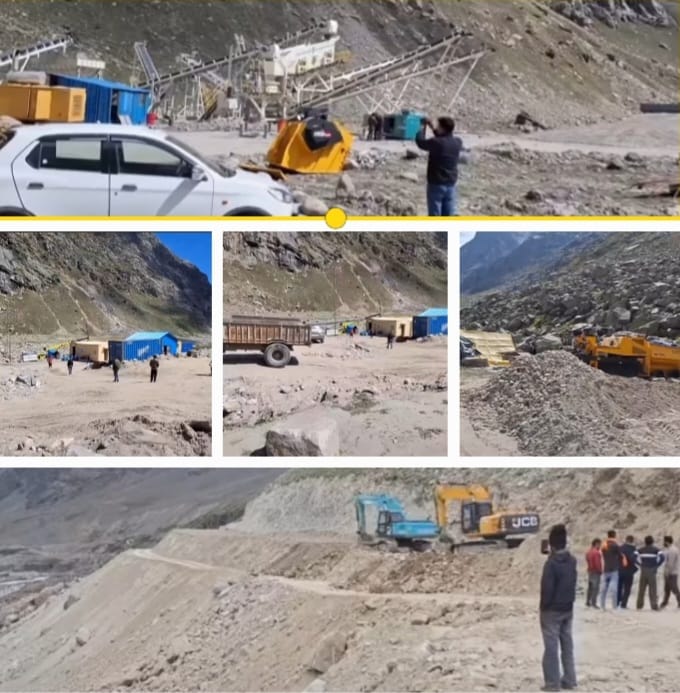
[{"xmin": 267, "ymin": 117, "xmax": 353, "ymax": 174}]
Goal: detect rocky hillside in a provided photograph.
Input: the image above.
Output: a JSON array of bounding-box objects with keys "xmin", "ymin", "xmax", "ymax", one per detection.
[
  {"xmin": 224, "ymin": 232, "xmax": 448, "ymax": 316},
  {"xmin": 0, "ymin": 468, "xmax": 283, "ymax": 584},
  {"xmin": 237, "ymin": 467, "xmax": 680, "ymax": 548},
  {"xmin": 460, "ymin": 231, "xmax": 680, "ymax": 339},
  {"xmin": 0, "ymin": 0, "xmax": 676, "ymax": 130},
  {"xmin": 0, "ymin": 233, "xmax": 211, "ymax": 337},
  {"xmin": 461, "ymin": 232, "xmax": 599, "ymax": 294}
]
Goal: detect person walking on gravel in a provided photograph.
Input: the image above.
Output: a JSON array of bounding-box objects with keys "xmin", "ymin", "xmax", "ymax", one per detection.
[
  {"xmin": 149, "ymin": 355, "xmax": 160, "ymax": 383},
  {"xmin": 67, "ymin": 356, "xmax": 74, "ymax": 376},
  {"xmin": 540, "ymin": 523, "xmax": 578, "ymax": 693},
  {"xmin": 415, "ymin": 116, "xmax": 462, "ymax": 216},
  {"xmin": 112, "ymin": 358, "xmax": 121, "ymax": 383},
  {"xmin": 660, "ymin": 536, "xmax": 679, "ymax": 609}
]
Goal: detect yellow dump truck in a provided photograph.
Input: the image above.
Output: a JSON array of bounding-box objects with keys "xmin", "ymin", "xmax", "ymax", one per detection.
[{"xmin": 223, "ymin": 315, "xmax": 312, "ymax": 368}]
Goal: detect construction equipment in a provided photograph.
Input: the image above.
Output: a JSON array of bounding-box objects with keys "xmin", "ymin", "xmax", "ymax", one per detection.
[
  {"xmin": 355, "ymin": 494, "xmax": 439, "ymax": 552},
  {"xmin": 267, "ymin": 111, "xmax": 353, "ymax": 174},
  {"xmin": 434, "ymin": 484, "xmax": 540, "ymax": 550},
  {"xmin": 223, "ymin": 316, "xmax": 312, "ymax": 368},
  {"xmin": 381, "ymin": 110, "xmax": 426, "ymax": 140},
  {"xmin": 573, "ymin": 329, "xmax": 680, "ymax": 378}
]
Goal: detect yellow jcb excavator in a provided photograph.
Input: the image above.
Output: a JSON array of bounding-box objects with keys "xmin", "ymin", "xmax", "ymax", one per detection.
[{"xmin": 433, "ymin": 484, "xmax": 540, "ymax": 551}]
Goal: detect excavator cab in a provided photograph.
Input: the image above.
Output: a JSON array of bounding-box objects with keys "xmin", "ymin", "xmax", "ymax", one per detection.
[{"xmin": 461, "ymin": 501, "xmax": 493, "ymax": 534}]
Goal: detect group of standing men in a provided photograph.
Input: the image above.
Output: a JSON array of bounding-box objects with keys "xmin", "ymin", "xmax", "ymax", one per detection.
[
  {"xmin": 586, "ymin": 530, "xmax": 680, "ymax": 610},
  {"xmin": 539, "ymin": 524, "xmax": 679, "ymax": 692}
]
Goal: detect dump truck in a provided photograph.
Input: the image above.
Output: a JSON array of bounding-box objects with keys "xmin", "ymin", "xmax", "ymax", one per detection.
[
  {"xmin": 223, "ymin": 315, "xmax": 312, "ymax": 368},
  {"xmin": 573, "ymin": 329, "xmax": 680, "ymax": 378},
  {"xmin": 434, "ymin": 484, "xmax": 540, "ymax": 551}
]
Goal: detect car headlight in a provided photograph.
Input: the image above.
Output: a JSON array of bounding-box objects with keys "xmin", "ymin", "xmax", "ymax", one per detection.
[{"xmin": 268, "ymin": 187, "xmax": 294, "ymax": 204}]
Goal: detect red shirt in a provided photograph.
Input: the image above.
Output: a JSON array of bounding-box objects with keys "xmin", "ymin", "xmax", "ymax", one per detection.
[{"xmin": 586, "ymin": 547, "xmax": 603, "ymax": 574}]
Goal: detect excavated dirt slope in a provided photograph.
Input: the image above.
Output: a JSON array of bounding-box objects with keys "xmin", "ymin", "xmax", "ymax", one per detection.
[{"xmin": 1, "ymin": 468, "xmax": 679, "ymax": 692}]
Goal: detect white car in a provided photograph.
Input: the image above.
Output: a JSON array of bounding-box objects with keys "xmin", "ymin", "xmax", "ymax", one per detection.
[
  {"xmin": 0, "ymin": 123, "xmax": 297, "ymax": 216},
  {"xmin": 311, "ymin": 325, "xmax": 326, "ymax": 343}
]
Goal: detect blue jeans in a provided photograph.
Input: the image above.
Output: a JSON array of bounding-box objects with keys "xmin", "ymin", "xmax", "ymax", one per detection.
[
  {"xmin": 600, "ymin": 571, "xmax": 618, "ymax": 609},
  {"xmin": 427, "ymin": 184, "xmax": 457, "ymax": 216}
]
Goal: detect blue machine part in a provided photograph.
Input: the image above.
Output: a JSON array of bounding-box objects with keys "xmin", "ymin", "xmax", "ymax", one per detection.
[
  {"xmin": 355, "ymin": 494, "xmax": 439, "ymax": 541},
  {"xmin": 383, "ymin": 110, "xmax": 427, "ymax": 141}
]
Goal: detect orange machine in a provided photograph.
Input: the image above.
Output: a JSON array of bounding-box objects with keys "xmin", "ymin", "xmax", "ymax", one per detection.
[{"xmin": 573, "ymin": 331, "xmax": 680, "ymax": 378}]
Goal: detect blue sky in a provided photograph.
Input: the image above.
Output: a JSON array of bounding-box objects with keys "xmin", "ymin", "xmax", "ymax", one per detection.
[
  {"xmin": 460, "ymin": 232, "xmax": 475, "ymax": 246},
  {"xmin": 156, "ymin": 233, "xmax": 212, "ymax": 283}
]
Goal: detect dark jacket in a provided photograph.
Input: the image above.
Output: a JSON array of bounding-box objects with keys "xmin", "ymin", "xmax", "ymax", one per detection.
[
  {"xmin": 638, "ymin": 544, "xmax": 665, "ymax": 571},
  {"xmin": 415, "ymin": 130, "xmax": 462, "ymax": 186},
  {"xmin": 150, "ymin": 358, "xmax": 160, "ymax": 370},
  {"xmin": 620, "ymin": 542, "xmax": 639, "ymax": 575},
  {"xmin": 601, "ymin": 538, "xmax": 621, "ymax": 573},
  {"xmin": 540, "ymin": 549, "xmax": 577, "ymax": 612}
]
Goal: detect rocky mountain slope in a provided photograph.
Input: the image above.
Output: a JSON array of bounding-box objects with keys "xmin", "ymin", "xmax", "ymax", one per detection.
[
  {"xmin": 1, "ymin": 0, "xmax": 676, "ymax": 130},
  {"xmin": 461, "ymin": 231, "xmax": 680, "ymax": 339},
  {"xmin": 461, "ymin": 232, "xmax": 598, "ymax": 294},
  {"xmin": 0, "ymin": 233, "xmax": 211, "ymax": 337},
  {"xmin": 224, "ymin": 232, "xmax": 448, "ymax": 316},
  {"xmin": 0, "ymin": 468, "xmax": 283, "ymax": 587}
]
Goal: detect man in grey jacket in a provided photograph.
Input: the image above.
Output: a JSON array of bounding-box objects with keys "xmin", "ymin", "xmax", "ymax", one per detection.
[
  {"xmin": 540, "ymin": 524, "xmax": 578, "ymax": 692},
  {"xmin": 660, "ymin": 535, "xmax": 680, "ymax": 608}
]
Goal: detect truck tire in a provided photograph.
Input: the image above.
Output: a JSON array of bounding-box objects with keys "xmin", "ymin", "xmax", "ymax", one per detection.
[{"xmin": 264, "ymin": 343, "xmax": 291, "ymax": 368}]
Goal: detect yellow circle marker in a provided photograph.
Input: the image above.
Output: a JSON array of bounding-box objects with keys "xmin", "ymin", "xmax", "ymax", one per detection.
[{"xmin": 325, "ymin": 207, "xmax": 347, "ymax": 230}]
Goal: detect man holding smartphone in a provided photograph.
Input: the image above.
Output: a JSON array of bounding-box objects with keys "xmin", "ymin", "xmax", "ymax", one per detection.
[{"xmin": 415, "ymin": 116, "xmax": 463, "ymax": 216}]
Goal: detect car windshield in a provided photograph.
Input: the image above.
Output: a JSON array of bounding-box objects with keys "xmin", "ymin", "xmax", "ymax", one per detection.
[{"xmin": 166, "ymin": 135, "xmax": 236, "ymax": 178}]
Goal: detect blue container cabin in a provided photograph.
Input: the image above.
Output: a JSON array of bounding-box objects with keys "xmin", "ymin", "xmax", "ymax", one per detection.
[
  {"xmin": 413, "ymin": 308, "xmax": 448, "ymax": 338},
  {"xmin": 49, "ymin": 74, "xmax": 151, "ymax": 125}
]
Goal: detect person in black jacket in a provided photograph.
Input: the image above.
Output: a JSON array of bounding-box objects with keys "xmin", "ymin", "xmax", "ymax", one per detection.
[
  {"xmin": 637, "ymin": 535, "xmax": 665, "ymax": 610},
  {"xmin": 618, "ymin": 535, "xmax": 638, "ymax": 609},
  {"xmin": 415, "ymin": 116, "xmax": 463, "ymax": 217},
  {"xmin": 540, "ymin": 524, "xmax": 578, "ymax": 692},
  {"xmin": 600, "ymin": 529, "xmax": 621, "ymax": 610}
]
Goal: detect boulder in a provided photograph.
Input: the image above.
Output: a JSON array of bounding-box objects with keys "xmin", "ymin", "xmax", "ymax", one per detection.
[
  {"xmin": 75, "ymin": 627, "xmax": 91, "ymax": 646},
  {"xmin": 306, "ymin": 631, "xmax": 348, "ymax": 674},
  {"xmin": 299, "ymin": 196, "xmax": 330, "ymax": 216},
  {"xmin": 265, "ymin": 410, "xmax": 339, "ymax": 457},
  {"xmin": 398, "ymin": 171, "xmax": 419, "ymax": 183},
  {"xmin": 64, "ymin": 594, "xmax": 80, "ymax": 611},
  {"xmin": 335, "ymin": 173, "xmax": 356, "ymax": 199}
]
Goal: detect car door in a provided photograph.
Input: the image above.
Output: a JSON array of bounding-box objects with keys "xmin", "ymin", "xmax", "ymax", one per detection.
[
  {"xmin": 109, "ymin": 136, "xmax": 214, "ymax": 216},
  {"xmin": 11, "ymin": 135, "xmax": 110, "ymax": 216}
]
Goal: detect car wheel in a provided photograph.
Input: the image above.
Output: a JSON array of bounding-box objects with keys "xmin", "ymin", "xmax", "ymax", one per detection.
[
  {"xmin": 0, "ymin": 208, "xmax": 32, "ymax": 216},
  {"xmin": 224, "ymin": 208, "xmax": 272, "ymax": 217}
]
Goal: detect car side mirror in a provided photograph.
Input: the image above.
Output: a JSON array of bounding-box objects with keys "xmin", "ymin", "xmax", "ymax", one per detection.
[{"xmin": 192, "ymin": 166, "xmax": 207, "ymax": 182}]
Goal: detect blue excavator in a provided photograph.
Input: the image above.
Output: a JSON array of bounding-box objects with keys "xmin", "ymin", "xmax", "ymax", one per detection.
[{"xmin": 354, "ymin": 494, "xmax": 439, "ymax": 552}]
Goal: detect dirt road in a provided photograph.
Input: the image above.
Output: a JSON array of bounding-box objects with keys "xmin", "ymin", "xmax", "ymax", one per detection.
[
  {"xmin": 1, "ymin": 529, "xmax": 678, "ymax": 693},
  {"xmin": 224, "ymin": 335, "xmax": 448, "ymax": 456},
  {"xmin": 1, "ymin": 356, "xmax": 211, "ymax": 456}
]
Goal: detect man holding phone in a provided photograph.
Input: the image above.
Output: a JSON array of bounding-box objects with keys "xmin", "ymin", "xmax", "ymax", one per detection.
[{"xmin": 415, "ymin": 116, "xmax": 463, "ymax": 216}]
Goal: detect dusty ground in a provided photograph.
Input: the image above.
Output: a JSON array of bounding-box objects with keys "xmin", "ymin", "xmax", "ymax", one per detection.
[
  {"xmin": 1, "ymin": 353, "xmax": 212, "ymax": 457},
  {"xmin": 175, "ymin": 113, "xmax": 679, "ymax": 216},
  {"xmin": 460, "ymin": 351, "xmax": 680, "ymax": 457},
  {"xmin": 2, "ymin": 527, "xmax": 679, "ymax": 693},
  {"xmin": 224, "ymin": 335, "xmax": 448, "ymax": 456}
]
